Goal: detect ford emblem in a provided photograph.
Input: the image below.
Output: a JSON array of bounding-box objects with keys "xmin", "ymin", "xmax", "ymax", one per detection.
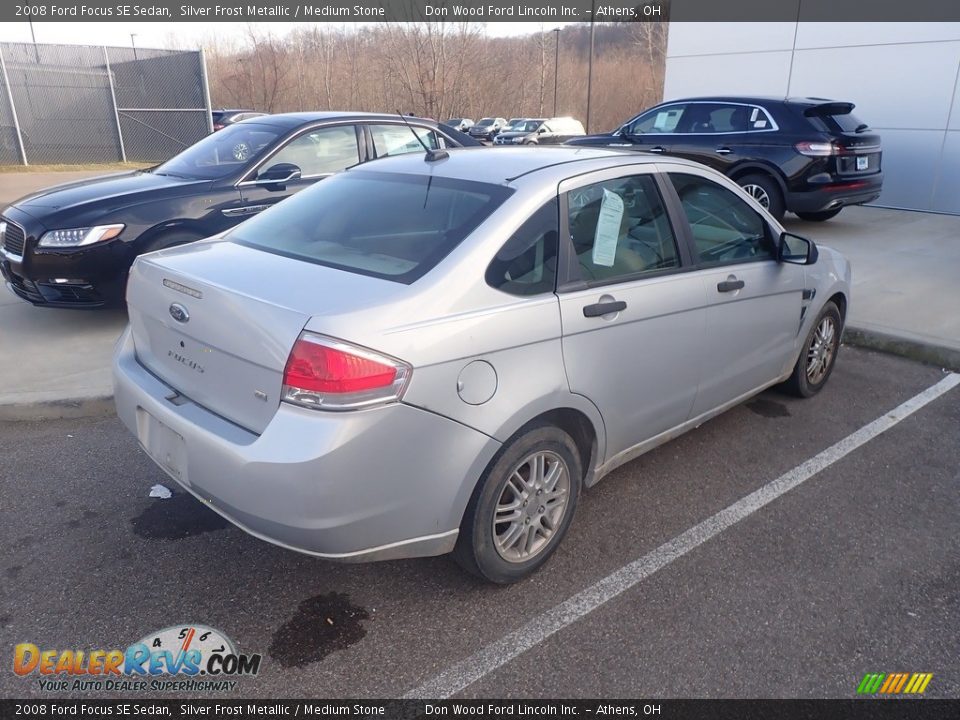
[{"xmin": 169, "ymin": 303, "xmax": 189, "ymax": 323}]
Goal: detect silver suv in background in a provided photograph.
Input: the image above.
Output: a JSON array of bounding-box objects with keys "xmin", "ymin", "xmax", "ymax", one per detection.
[
  {"xmin": 113, "ymin": 147, "xmax": 850, "ymax": 583},
  {"xmin": 494, "ymin": 117, "xmax": 586, "ymax": 145}
]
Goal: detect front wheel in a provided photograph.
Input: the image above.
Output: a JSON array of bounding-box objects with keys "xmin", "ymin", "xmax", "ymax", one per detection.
[
  {"xmin": 795, "ymin": 208, "xmax": 843, "ymax": 222},
  {"xmin": 454, "ymin": 425, "xmax": 582, "ymax": 584},
  {"xmin": 782, "ymin": 301, "xmax": 843, "ymax": 398}
]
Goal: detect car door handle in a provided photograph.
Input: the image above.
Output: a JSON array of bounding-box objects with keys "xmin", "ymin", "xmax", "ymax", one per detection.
[
  {"xmin": 715, "ymin": 147, "xmax": 732, "ymax": 154},
  {"xmin": 717, "ymin": 279, "xmax": 745, "ymax": 292},
  {"xmin": 583, "ymin": 300, "xmax": 627, "ymax": 317},
  {"xmin": 647, "ymin": 146, "xmax": 665, "ymax": 153}
]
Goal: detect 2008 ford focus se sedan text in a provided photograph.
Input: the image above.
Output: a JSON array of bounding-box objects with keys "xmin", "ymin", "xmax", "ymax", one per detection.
[{"xmin": 113, "ymin": 147, "xmax": 851, "ymax": 584}]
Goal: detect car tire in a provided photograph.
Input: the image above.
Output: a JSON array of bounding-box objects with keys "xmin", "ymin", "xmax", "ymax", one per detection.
[
  {"xmin": 782, "ymin": 301, "xmax": 843, "ymax": 398},
  {"xmin": 737, "ymin": 173, "xmax": 785, "ymax": 221},
  {"xmin": 795, "ymin": 208, "xmax": 843, "ymax": 222},
  {"xmin": 454, "ymin": 424, "xmax": 582, "ymax": 584}
]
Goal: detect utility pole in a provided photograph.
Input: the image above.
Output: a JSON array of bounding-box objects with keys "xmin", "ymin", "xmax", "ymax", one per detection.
[
  {"xmin": 552, "ymin": 28, "xmax": 560, "ymax": 116},
  {"xmin": 586, "ymin": 4, "xmax": 596, "ymax": 133}
]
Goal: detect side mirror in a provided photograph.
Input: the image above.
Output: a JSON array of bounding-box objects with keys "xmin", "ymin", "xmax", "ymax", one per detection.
[
  {"xmin": 779, "ymin": 231, "xmax": 819, "ymax": 265},
  {"xmin": 538, "ymin": 127, "xmax": 548, "ymax": 134},
  {"xmin": 256, "ymin": 163, "xmax": 301, "ymax": 188}
]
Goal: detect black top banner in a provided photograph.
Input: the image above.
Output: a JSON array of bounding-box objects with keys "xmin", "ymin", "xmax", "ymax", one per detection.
[
  {"xmin": 5, "ymin": 0, "xmax": 960, "ymax": 23},
  {"xmin": 2, "ymin": 699, "xmax": 960, "ymax": 720}
]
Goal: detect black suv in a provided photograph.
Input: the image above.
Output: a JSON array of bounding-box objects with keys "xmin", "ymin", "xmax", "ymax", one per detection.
[
  {"xmin": 567, "ymin": 96, "xmax": 882, "ymax": 221},
  {"xmin": 0, "ymin": 113, "xmax": 475, "ymax": 308}
]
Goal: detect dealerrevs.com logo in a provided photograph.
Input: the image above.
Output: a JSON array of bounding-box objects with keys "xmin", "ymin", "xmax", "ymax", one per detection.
[{"xmin": 13, "ymin": 624, "xmax": 262, "ymax": 693}]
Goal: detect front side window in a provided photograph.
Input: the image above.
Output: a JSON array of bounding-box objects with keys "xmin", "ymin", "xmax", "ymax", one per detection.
[
  {"xmin": 627, "ymin": 104, "xmax": 686, "ymax": 135},
  {"xmin": 669, "ymin": 173, "xmax": 775, "ymax": 265},
  {"xmin": 369, "ymin": 124, "xmax": 443, "ymax": 158},
  {"xmin": 486, "ymin": 199, "xmax": 559, "ymax": 296},
  {"xmin": 154, "ymin": 122, "xmax": 282, "ymax": 179},
  {"xmin": 265, "ymin": 125, "xmax": 360, "ymax": 178},
  {"xmin": 566, "ymin": 174, "xmax": 680, "ymax": 284},
  {"xmin": 230, "ymin": 170, "xmax": 513, "ymax": 284}
]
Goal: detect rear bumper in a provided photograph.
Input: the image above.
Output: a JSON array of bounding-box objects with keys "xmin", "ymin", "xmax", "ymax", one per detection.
[
  {"xmin": 787, "ymin": 173, "xmax": 883, "ymax": 213},
  {"xmin": 113, "ymin": 327, "xmax": 500, "ymax": 562}
]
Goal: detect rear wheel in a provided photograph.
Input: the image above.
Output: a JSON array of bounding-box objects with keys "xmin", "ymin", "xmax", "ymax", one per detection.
[
  {"xmin": 454, "ymin": 425, "xmax": 582, "ymax": 584},
  {"xmin": 783, "ymin": 301, "xmax": 842, "ymax": 398},
  {"xmin": 796, "ymin": 208, "xmax": 843, "ymax": 222},
  {"xmin": 736, "ymin": 173, "xmax": 785, "ymax": 221}
]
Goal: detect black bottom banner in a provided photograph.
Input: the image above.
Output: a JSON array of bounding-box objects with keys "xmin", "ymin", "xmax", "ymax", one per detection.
[{"xmin": 0, "ymin": 699, "xmax": 957, "ymax": 720}]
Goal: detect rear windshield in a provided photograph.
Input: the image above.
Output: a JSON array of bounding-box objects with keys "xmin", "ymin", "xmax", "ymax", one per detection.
[
  {"xmin": 230, "ymin": 171, "xmax": 513, "ymax": 284},
  {"xmin": 806, "ymin": 111, "xmax": 869, "ymax": 134}
]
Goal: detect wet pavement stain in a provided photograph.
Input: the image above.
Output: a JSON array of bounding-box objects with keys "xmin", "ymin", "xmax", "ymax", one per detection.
[
  {"xmin": 130, "ymin": 493, "xmax": 230, "ymax": 540},
  {"xmin": 747, "ymin": 397, "xmax": 791, "ymax": 418},
  {"xmin": 5, "ymin": 566, "xmax": 23, "ymax": 580},
  {"xmin": 0, "ymin": 615, "xmax": 11, "ymax": 629},
  {"xmin": 269, "ymin": 592, "xmax": 370, "ymax": 668},
  {"xmin": 66, "ymin": 509, "xmax": 101, "ymax": 529}
]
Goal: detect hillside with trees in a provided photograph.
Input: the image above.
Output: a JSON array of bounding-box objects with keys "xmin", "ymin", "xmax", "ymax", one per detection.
[{"xmin": 200, "ymin": 22, "xmax": 667, "ymax": 133}]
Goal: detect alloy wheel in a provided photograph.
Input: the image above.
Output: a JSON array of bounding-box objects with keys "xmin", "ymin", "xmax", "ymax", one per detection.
[
  {"xmin": 493, "ymin": 450, "xmax": 570, "ymax": 563},
  {"xmin": 742, "ymin": 183, "xmax": 771, "ymax": 208},
  {"xmin": 806, "ymin": 316, "xmax": 837, "ymax": 384}
]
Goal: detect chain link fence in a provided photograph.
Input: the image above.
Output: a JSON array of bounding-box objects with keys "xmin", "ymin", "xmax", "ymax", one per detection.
[{"xmin": 0, "ymin": 42, "xmax": 211, "ymax": 166}]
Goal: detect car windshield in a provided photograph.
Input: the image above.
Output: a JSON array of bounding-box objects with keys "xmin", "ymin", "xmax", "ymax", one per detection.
[
  {"xmin": 476, "ymin": 118, "xmax": 495, "ymax": 127},
  {"xmin": 153, "ymin": 122, "xmax": 282, "ymax": 180},
  {"xmin": 229, "ymin": 170, "xmax": 514, "ymax": 284}
]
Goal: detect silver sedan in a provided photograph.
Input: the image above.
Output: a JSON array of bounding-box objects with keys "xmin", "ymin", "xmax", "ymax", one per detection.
[{"xmin": 113, "ymin": 146, "xmax": 850, "ymax": 583}]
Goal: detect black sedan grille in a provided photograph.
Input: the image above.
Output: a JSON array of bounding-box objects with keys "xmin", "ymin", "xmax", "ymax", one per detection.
[{"xmin": 2, "ymin": 219, "xmax": 25, "ymax": 257}]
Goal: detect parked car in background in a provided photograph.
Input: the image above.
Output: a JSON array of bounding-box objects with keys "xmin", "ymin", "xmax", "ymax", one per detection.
[
  {"xmin": 469, "ymin": 117, "xmax": 508, "ymax": 142},
  {"xmin": 566, "ymin": 96, "xmax": 882, "ymax": 221},
  {"xmin": 113, "ymin": 146, "xmax": 849, "ymax": 583},
  {"xmin": 444, "ymin": 118, "xmax": 474, "ymax": 132},
  {"xmin": 0, "ymin": 113, "xmax": 476, "ymax": 308},
  {"xmin": 212, "ymin": 109, "xmax": 267, "ymax": 131},
  {"xmin": 494, "ymin": 117, "xmax": 586, "ymax": 145}
]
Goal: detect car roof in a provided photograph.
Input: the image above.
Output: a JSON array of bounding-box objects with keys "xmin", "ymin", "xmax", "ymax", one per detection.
[
  {"xmin": 241, "ymin": 111, "xmax": 441, "ymax": 130},
  {"xmin": 662, "ymin": 95, "xmax": 845, "ymax": 107},
  {"xmin": 349, "ymin": 146, "xmax": 693, "ymax": 187}
]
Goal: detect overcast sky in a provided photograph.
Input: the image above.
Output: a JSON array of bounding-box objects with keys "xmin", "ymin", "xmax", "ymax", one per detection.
[{"xmin": 0, "ymin": 21, "xmax": 571, "ymax": 51}]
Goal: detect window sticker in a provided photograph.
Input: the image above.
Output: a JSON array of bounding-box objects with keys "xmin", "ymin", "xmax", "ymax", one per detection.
[
  {"xmin": 754, "ymin": 119, "xmax": 768, "ymax": 128},
  {"xmin": 750, "ymin": 107, "xmax": 759, "ymax": 122},
  {"xmin": 591, "ymin": 188, "xmax": 625, "ymax": 267}
]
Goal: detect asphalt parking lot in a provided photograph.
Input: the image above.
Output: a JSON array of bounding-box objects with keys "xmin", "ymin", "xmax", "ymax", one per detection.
[{"xmin": 0, "ymin": 346, "xmax": 957, "ymax": 700}]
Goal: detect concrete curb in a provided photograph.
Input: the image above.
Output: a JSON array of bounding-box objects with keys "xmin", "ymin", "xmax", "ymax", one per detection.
[
  {"xmin": 0, "ymin": 395, "xmax": 115, "ymax": 423},
  {"xmin": 1, "ymin": 326, "xmax": 957, "ymax": 423},
  {"xmin": 843, "ymin": 325, "xmax": 960, "ymax": 373}
]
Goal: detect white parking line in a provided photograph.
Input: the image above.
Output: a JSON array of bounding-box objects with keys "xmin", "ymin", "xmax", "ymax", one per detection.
[{"xmin": 405, "ymin": 373, "xmax": 960, "ymax": 699}]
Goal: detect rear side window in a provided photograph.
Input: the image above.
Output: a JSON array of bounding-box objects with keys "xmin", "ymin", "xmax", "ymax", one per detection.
[
  {"xmin": 486, "ymin": 199, "xmax": 559, "ymax": 296},
  {"xmin": 230, "ymin": 171, "xmax": 513, "ymax": 284},
  {"xmin": 567, "ymin": 175, "xmax": 680, "ymax": 284},
  {"xmin": 369, "ymin": 124, "xmax": 445, "ymax": 158}
]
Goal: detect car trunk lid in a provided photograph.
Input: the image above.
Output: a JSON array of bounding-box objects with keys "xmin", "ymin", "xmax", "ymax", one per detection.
[{"xmin": 126, "ymin": 239, "xmax": 401, "ymax": 434}]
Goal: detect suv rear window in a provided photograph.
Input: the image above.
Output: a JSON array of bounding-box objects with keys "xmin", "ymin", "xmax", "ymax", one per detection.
[
  {"xmin": 806, "ymin": 111, "xmax": 868, "ymax": 134},
  {"xmin": 230, "ymin": 171, "xmax": 513, "ymax": 284}
]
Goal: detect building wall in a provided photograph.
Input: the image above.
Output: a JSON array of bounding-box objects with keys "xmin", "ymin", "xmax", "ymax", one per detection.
[{"xmin": 664, "ymin": 22, "xmax": 960, "ymax": 213}]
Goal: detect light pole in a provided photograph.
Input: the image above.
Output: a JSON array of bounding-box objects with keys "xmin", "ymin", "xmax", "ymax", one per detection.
[
  {"xmin": 552, "ymin": 28, "xmax": 560, "ymax": 116},
  {"xmin": 585, "ymin": 5, "xmax": 596, "ymax": 133},
  {"xmin": 130, "ymin": 33, "xmax": 138, "ymax": 60}
]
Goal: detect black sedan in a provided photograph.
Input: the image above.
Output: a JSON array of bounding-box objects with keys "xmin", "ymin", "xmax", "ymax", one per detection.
[{"xmin": 0, "ymin": 112, "xmax": 476, "ymax": 308}]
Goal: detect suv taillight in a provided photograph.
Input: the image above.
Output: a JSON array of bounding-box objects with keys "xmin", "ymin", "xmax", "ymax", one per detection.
[
  {"xmin": 795, "ymin": 141, "xmax": 840, "ymax": 157},
  {"xmin": 282, "ymin": 333, "xmax": 412, "ymax": 411}
]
